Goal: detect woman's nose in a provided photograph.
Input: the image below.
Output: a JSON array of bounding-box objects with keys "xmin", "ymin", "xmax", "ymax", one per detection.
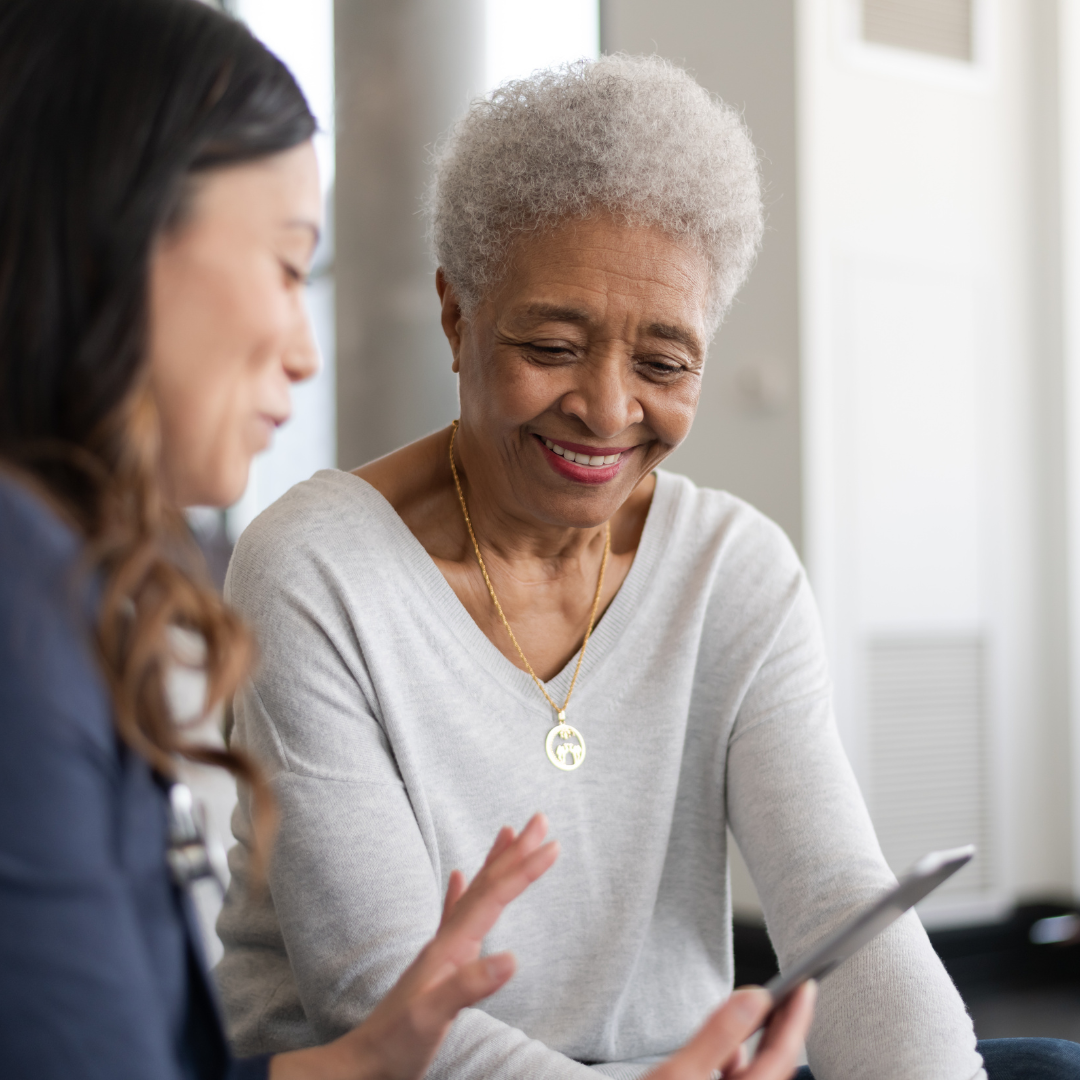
[
  {"xmin": 559, "ymin": 352, "xmax": 644, "ymax": 436},
  {"xmin": 284, "ymin": 308, "xmax": 320, "ymax": 384}
]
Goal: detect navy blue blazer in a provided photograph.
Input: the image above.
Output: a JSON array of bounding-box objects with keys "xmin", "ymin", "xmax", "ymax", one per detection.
[{"xmin": 0, "ymin": 473, "xmax": 268, "ymax": 1080}]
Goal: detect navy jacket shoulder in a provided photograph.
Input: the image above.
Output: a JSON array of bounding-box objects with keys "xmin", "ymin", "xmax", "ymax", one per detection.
[{"xmin": 0, "ymin": 474, "xmax": 267, "ymax": 1080}]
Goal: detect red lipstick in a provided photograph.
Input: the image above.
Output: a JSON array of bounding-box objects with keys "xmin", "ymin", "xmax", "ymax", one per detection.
[{"xmin": 534, "ymin": 433, "xmax": 632, "ymax": 485}]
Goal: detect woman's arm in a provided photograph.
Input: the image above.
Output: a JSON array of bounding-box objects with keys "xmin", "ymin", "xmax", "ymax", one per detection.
[{"xmin": 725, "ymin": 572, "xmax": 985, "ymax": 1080}]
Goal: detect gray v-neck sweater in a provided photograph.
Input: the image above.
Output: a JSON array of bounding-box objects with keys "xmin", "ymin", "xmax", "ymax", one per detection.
[{"xmin": 215, "ymin": 469, "xmax": 984, "ymax": 1080}]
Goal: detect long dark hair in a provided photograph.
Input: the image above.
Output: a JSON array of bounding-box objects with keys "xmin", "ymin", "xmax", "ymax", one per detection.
[{"xmin": 0, "ymin": 0, "xmax": 315, "ymax": 793}]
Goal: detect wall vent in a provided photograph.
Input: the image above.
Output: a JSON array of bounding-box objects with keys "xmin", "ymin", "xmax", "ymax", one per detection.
[
  {"xmin": 862, "ymin": 0, "xmax": 973, "ymax": 62},
  {"xmin": 866, "ymin": 636, "xmax": 991, "ymax": 897}
]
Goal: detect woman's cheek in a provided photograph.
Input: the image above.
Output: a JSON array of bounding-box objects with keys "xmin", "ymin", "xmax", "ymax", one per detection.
[
  {"xmin": 499, "ymin": 362, "xmax": 570, "ymax": 420},
  {"xmin": 653, "ymin": 382, "xmax": 700, "ymax": 444}
]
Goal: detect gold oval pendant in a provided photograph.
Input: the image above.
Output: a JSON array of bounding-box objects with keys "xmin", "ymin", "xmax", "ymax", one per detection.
[{"xmin": 545, "ymin": 723, "xmax": 586, "ymax": 771}]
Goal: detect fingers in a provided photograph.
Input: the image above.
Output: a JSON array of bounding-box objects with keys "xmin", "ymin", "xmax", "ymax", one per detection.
[
  {"xmin": 326, "ymin": 952, "xmax": 519, "ymax": 1080},
  {"xmin": 442, "ymin": 840, "xmax": 559, "ymax": 946},
  {"xmin": 646, "ymin": 989, "xmax": 773, "ymax": 1080},
  {"xmin": 482, "ymin": 825, "xmax": 517, "ymax": 868},
  {"xmin": 643, "ymin": 983, "xmax": 816, "ymax": 1080},
  {"xmin": 335, "ymin": 821, "xmax": 553, "ymax": 1080},
  {"xmin": 741, "ymin": 982, "xmax": 816, "ymax": 1079},
  {"xmin": 438, "ymin": 820, "xmax": 528, "ymax": 931},
  {"xmin": 437, "ymin": 815, "xmax": 559, "ymax": 946},
  {"xmin": 719, "ymin": 1042, "xmax": 748, "ymax": 1078},
  {"xmin": 409, "ymin": 952, "xmax": 518, "ymax": 1036},
  {"xmin": 439, "ymin": 870, "xmax": 466, "ymax": 928},
  {"xmin": 470, "ymin": 814, "xmax": 557, "ymax": 905},
  {"xmin": 410, "ymin": 816, "xmax": 559, "ymax": 994}
]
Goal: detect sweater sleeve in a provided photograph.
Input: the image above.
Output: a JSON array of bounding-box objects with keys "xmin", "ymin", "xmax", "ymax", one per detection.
[
  {"xmin": 0, "ymin": 482, "xmax": 187, "ymax": 1080},
  {"xmin": 725, "ymin": 570, "xmax": 985, "ymax": 1080},
  {"xmin": 219, "ymin": 551, "xmax": 601, "ymax": 1080}
]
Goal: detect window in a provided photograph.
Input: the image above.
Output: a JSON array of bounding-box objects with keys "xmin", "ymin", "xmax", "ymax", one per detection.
[{"xmin": 862, "ymin": 0, "xmax": 973, "ymax": 62}]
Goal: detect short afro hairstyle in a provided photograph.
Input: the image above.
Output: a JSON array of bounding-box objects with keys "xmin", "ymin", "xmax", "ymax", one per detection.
[{"xmin": 426, "ymin": 54, "xmax": 764, "ymax": 337}]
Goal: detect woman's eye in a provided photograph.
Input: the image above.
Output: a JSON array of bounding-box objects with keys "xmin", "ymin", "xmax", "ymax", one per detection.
[
  {"xmin": 643, "ymin": 360, "xmax": 683, "ymax": 377},
  {"xmin": 282, "ymin": 262, "xmax": 310, "ymax": 286},
  {"xmin": 527, "ymin": 344, "xmax": 575, "ymax": 360}
]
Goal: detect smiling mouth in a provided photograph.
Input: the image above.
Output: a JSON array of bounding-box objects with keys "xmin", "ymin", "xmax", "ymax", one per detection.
[{"xmin": 540, "ymin": 437, "xmax": 628, "ymax": 468}]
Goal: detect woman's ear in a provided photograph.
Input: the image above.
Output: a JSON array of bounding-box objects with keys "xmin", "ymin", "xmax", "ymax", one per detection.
[{"xmin": 435, "ymin": 268, "xmax": 464, "ymax": 372}]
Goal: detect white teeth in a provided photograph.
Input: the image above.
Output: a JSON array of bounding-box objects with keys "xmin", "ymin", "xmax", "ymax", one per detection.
[{"xmin": 542, "ymin": 437, "xmax": 622, "ymax": 466}]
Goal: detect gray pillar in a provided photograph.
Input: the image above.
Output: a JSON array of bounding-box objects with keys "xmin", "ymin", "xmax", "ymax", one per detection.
[
  {"xmin": 602, "ymin": 0, "xmax": 802, "ymax": 552},
  {"xmin": 334, "ymin": 0, "xmax": 485, "ymax": 469}
]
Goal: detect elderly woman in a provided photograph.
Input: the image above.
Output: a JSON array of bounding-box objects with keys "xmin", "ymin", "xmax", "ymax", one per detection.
[{"xmin": 215, "ymin": 57, "xmax": 1072, "ymax": 1080}]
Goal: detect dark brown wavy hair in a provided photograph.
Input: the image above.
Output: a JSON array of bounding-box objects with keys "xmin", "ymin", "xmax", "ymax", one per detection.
[{"xmin": 0, "ymin": 0, "xmax": 315, "ymax": 811}]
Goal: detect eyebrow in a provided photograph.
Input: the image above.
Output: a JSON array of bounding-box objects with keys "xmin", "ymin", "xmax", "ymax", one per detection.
[
  {"xmin": 517, "ymin": 304, "xmax": 703, "ymax": 358},
  {"xmin": 646, "ymin": 322, "xmax": 704, "ymax": 358},
  {"xmin": 519, "ymin": 303, "xmax": 591, "ymax": 323},
  {"xmin": 284, "ymin": 219, "xmax": 321, "ymax": 245}
]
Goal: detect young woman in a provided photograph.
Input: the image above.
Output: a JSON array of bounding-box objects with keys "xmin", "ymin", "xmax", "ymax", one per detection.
[{"xmin": 0, "ymin": 2, "xmax": 813, "ymax": 1079}]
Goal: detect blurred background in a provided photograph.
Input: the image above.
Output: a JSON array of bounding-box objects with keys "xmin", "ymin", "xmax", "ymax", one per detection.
[{"xmin": 193, "ymin": 0, "xmax": 1080, "ymax": 1041}]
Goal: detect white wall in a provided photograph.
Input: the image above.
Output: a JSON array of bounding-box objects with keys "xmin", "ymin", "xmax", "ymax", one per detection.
[
  {"xmin": 1057, "ymin": 0, "xmax": 1080, "ymax": 900},
  {"xmin": 485, "ymin": 0, "xmax": 598, "ymax": 91},
  {"xmin": 799, "ymin": 0, "xmax": 1072, "ymax": 921}
]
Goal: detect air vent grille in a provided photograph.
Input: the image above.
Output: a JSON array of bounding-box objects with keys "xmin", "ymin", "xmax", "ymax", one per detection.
[
  {"xmin": 867, "ymin": 636, "xmax": 991, "ymax": 897},
  {"xmin": 862, "ymin": 0, "xmax": 973, "ymax": 62}
]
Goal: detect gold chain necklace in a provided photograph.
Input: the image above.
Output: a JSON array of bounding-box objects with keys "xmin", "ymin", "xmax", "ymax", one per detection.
[{"xmin": 448, "ymin": 420, "xmax": 610, "ymax": 771}]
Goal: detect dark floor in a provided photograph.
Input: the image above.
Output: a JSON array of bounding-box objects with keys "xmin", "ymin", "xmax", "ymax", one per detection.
[
  {"xmin": 967, "ymin": 986, "xmax": 1080, "ymax": 1041},
  {"xmin": 733, "ymin": 901, "xmax": 1080, "ymax": 1044}
]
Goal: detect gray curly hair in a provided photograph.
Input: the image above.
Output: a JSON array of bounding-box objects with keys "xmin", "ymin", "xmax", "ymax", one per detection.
[{"xmin": 426, "ymin": 54, "xmax": 764, "ymax": 337}]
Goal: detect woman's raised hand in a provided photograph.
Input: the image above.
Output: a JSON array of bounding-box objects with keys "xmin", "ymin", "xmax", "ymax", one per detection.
[
  {"xmin": 643, "ymin": 982, "xmax": 816, "ymax": 1080},
  {"xmin": 269, "ymin": 814, "xmax": 558, "ymax": 1080}
]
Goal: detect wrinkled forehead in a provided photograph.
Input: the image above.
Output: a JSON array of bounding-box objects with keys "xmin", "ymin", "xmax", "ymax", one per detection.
[{"xmin": 486, "ymin": 213, "xmax": 712, "ymax": 352}]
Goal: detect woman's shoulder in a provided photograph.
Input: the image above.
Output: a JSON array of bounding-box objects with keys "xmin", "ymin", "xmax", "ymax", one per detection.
[
  {"xmin": 235, "ymin": 468, "xmax": 394, "ymax": 545},
  {"xmin": 0, "ymin": 469, "xmax": 81, "ymax": 571},
  {"xmin": 225, "ymin": 469, "xmax": 405, "ymax": 601},
  {"xmin": 0, "ymin": 471, "xmax": 113, "ymax": 755},
  {"xmin": 655, "ymin": 468, "xmax": 802, "ymax": 579},
  {"xmin": 0, "ymin": 471, "xmax": 88, "ymax": 628},
  {"xmin": 651, "ymin": 470, "xmax": 813, "ymax": 649}
]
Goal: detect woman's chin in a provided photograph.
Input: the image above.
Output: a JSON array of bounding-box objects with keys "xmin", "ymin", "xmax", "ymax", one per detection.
[
  {"xmin": 527, "ymin": 485, "xmax": 635, "ymax": 531},
  {"xmin": 218, "ymin": 468, "xmax": 252, "ymax": 509},
  {"xmin": 177, "ymin": 464, "xmax": 251, "ymax": 511}
]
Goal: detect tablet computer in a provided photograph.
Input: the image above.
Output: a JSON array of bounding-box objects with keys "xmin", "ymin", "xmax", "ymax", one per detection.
[{"xmin": 764, "ymin": 845, "xmax": 975, "ymax": 1005}]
